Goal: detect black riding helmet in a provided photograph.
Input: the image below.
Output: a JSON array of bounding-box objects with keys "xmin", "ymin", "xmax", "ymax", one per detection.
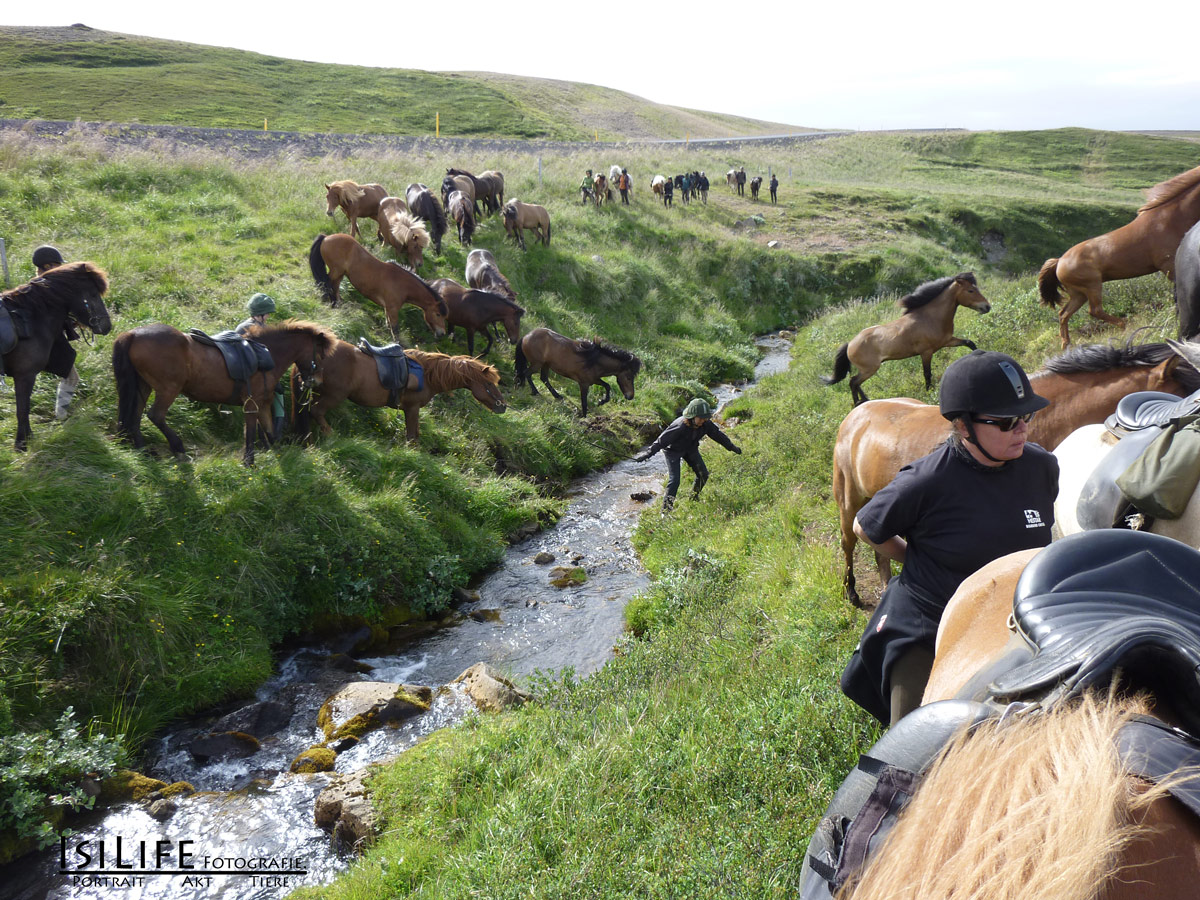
[
  {"xmin": 32, "ymin": 245, "xmax": 64, "ymax": 269},
  {"xmin": 939, "ymin": 350, "xmax": 1048, "ymax": 421}
]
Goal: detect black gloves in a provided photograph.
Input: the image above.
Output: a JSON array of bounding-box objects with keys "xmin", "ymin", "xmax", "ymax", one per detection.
[
  {"xmin": 732, "ymin": 445, "xmax": 743, "ymax": 454},
  {"xmin": 634, "ymin": 452, "xmax": 651, "ymax": 463}
]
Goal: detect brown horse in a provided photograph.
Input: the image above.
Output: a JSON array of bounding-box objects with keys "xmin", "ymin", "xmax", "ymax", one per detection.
[
  {"xmin": 324, "ymin": 180, "xmax": 388, "ymax": 239},
  {"xmin": 441, "ymin": 174, "xmax": 476, "ymax": 216},
  {"xmin": 1, "ymin": 262, "xmax": 113, "ymax": 451},
  {"xmin": 592, "ymin": 173, "xmax": 609, "ymax": 207},
  {"xmin": 112, "ymin": 320, "xmax": 336, "ymax": 465},
  {"xmin": 406, "ymin": 183, "xmax": 447, "ymax": 256},
  {"xmin": 514, "ymin": 327, "xmax": 640, "ymax": 416},
  {"xmin": 429, "ymin": 279, "xmax": 524, "ymax": 357},
  {"xmin": 481, "ymin": 170, "xmax": 505, "ymax": 209},
  {"xmin": 1040, "ymin": 164, "xmax": 1200, "ymax": 348},
  {"xmin": 308, "ymin": 234, "xmax": 448, "ymax": 340},
  {"xmin": 822, "ymin": 274, "xmax": 990, "ymax": 405},
  {"xmin": 294, "ymin": 343, "xmax": 505, "ymax": 444},
  {"xmin": 833, "ymin": 340, "xmax": 1200, "ymax": 607},
  {"xmin": 447, "ymin": 190, "xmax": 476, "ymax": 246},
  {"xmin": 376, "ymin": 198, "xmax": 430, "ymax": 270},
  {"xmin": 502, "ymin": 199, "xmax": 550, "ymax": 250},
  {"xmin": 465, "ymin": 249, "xmax": 518, "ymax": 304}
]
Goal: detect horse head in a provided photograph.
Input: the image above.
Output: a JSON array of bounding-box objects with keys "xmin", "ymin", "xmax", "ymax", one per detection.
[
  {"xmin": 470, "ymin": 364, "xmax": 506, "ymax": 413},
  {"xmin": 615, "ymin": 354, "xmax": 641, "ymax": 400},
  {"xmin": 502, "ymin": 305, "xmax": 524, "ymax": 344},
  {"xmin": 49, "ymin": 262, "xmax": 113, "ymax": 335},
  {"xmin": 325, "ymin": 183, "xmax": 342, "ymax": 216},
  {"xmin": 951, "ymin": 272, "xmax": 990, "ymax": 313}
]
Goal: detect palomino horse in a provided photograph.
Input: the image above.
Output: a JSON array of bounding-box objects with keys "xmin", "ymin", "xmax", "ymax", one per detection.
[
  {"xmin": 822, "ymin": 273, "xmax": 989, "ymax": 406},
  {"xmin": 1177, "ymin": 220, "xmax": 1200, "ymax": 338},
  {"xmin": 294, "ymin": 343, "xmax": 505, "ymax": 444},
  {"xmin": 430, "ymin": 278, "xmax": 524, "ymax": 357},
  {"xmin": 515, "ymin": 327, "xmax": 640, "ymax": 417},
  {"xmin": 405, "ymin": 183, "xmax": 447, "ymax": 256},
  {"xmin": 324, "ymin": 180, "xmax": 387, "ymax": 239},
  {"xmin": 1039, "ymin": 164, "xmax": 1200, "ymax": 347},
  {"xmin": 112, "ymin": 321, "xmax": 336, "ymax": 465},
  {"xmin": 502, "ymin": 199, "xmax": 550, "ymax": 250},
  {"xmin": 0, "ymin": 262, "xmax": 112, "ymax": 451},
  {"xmin": 308, "ymin": 234, "xmax": 448, "ymax": 340},
  {"xmin": 447, "ymin": 190, "xmax": 476, "ymax": 246},
  {"xmin": 376, "ymin": 198, "xmax": 430, "ymax": 270},
  {"xmin": 465, "ymin": 249, "xmax": 518, "ymax": 304},
  {"xmin": 834, "ymin": 340, "xmax": 1200, "ymax": 607}
]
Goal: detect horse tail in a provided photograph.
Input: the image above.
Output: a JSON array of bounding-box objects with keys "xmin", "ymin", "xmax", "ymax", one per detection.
[
  {"xmin": 821, "ymin": 344, "xmax": 851, "ymax": 385},
  {"xmin": 112, "ymin": 332, "xmax": 143, "ymax": 436},
  {"xmin": 546, "ymin": 220, "xmax": 551, "ymax": 246},
  {"xmin": 514, "ymin": 339, "xmax": 528, "ymax": 386},
  {"xmin": 309, "ymin": 235, "xmax": 336, "ymax": 304},
  {"xmin": 1038, "ymin": 258, "xmax": 1064, "ymax": 307}
]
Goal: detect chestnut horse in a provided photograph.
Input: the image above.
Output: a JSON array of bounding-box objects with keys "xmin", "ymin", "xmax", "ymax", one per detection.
[
  {"xmin": 1039, "ymin": 164, "xmax": 1200, "ymax": 348},
  {"xmin": 430, "ymin": 278, "xmax": 524, "ymax": 357},
  {"xmin": 324, "ymin": 180, "xmax": 387, "ymax": 239},
  {"xmin": 822, "ymin": 274, "xmax": 990, "ymax": 406},
  {"xmin": 294, "ymin": 344, "xmax": 505, "ymax": 443},
  {"xmin": 112, "ymin": 321, "xmax": 336, "ymax": 465},
  {"xmin": 834, "ymin": 340, "xmax": 1200, "ymax": 607},
  {"xmin": 447, "ymin": 190, "xmax": 476, "ymax": 246},
  {"xmin": 514, "ymin": 327, "xmax": 640, "ymax": 417},
  {"xmin": 592, "ymin": 173, "xmax": 609, "ymax": 207},
  {"xmin": 502, "ymin": 199, "xmax": 550, "ymax": 250},
  {"xmin": 308, "ymin": 234, "xmax": 448, "ymax": 340},
  {"xmin": 406, "ymin": 183, "xmax": 447, "ymax": 256},
  {"xmin": 1, "ymin": 262, "xmax": 112, "ymax": 451},
  {"xmin": 375, "ymin": 198, "xmax": 430, "ymax": 270}
]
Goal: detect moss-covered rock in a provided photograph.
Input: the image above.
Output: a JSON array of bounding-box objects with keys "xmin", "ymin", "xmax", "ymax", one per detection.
[
  {"xmin": 99, "ymin": 769, "xmax": 168, "ymax": 804},
  {"xmin": 159, "ymin": 781, "xmax": 195, "ymax": 799},
  {"xmin": 549, "ymin": 566, "xmax": 587, "ymax": 588},
  {"xmin": 316, "ymin": 682, "xmax": 434, "ymax": 742},
  {"xmin": 290, "ymin": 746, "xmax": 337, "ymax": 774}
]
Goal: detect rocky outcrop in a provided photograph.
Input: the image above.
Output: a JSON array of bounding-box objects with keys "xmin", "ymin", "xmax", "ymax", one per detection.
[
  {"xmin": 99, "ymin": 769, "xmax": 169, "ymax": 804},
  {"xmin": 314, "ymin": 767, "xmax": 379, "ymax": 853},
  {"xmin": 452, "ymin": 663, "xmax": 530, "ymax": 712},
  {"xmin": 212, "ymin": 700, "xmax": 293, "ymax": 739},
  {"xmin": 549, "ymin": 566, "xmax": 587, "ymax": 588},
  {"xmin": 317, "ymin": 682, "xmax": 433, "ymax": 742},
  {"xmin": 187, "ymin": 731, "xmax": 261, "ymax": 763}
]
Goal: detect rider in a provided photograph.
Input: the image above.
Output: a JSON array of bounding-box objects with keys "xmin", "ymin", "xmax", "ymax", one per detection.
[
  {"xmin": 618, "ymin": 168, "xmax": 631, "ymax": 205},
  {"xmin": 236, "ymin": 292, "xmax": 286, "ymax": 442},
  {"xmin": 840, "ymin": 350, "xmax": 1059, "ymax": 726},
  {"xmin": 579, "ymin": 169, "xmax": 594, "ymax": 205},
  {"xmin": 32, "ymin": 245, "xmax": 82, "ymax": 420},
  {"xmin": 635, "ymin": 398, "xmax": 742, "ymax": 512}
]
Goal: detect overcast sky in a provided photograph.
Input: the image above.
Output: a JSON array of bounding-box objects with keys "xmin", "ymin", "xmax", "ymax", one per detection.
[{"xmin": 8, "ymin": 1, "xmax": 1200, "ymax": 131}]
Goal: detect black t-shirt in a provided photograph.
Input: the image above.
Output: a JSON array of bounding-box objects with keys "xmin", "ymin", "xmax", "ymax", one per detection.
[
  {"xmin": 646, "ymin": 416, "xmax": 737, "ymax": 457},
  {"xmin": 856, "ymin": 439, "xmax": 1059, "ymax": 615}
]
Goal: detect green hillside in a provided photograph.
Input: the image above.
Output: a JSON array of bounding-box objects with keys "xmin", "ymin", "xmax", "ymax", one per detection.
[{"xmin": 0, "ymin": 25, "xmax": 809, "ymax": 140}]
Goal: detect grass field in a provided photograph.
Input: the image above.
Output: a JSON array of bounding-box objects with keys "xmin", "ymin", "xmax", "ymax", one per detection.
[{"xmin": 0, "ymin": 117, "xmax": 1195, "ymax": 877}]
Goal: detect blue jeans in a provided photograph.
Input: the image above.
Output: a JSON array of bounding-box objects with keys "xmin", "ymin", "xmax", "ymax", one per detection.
[{"xmin": 665, "ymin": 450, "xmax": 708, "ymax": 500}]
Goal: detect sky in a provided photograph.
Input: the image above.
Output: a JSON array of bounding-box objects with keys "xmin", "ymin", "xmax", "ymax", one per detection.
[{"xmin": 8, "ymin": 0, "xmax": 1200, "ymax": 132}]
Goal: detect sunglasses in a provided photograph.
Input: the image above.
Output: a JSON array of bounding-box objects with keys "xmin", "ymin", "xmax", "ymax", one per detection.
[{"xmin": 971, "ymin": 412, "xmax": 1034, "ymax": 432}]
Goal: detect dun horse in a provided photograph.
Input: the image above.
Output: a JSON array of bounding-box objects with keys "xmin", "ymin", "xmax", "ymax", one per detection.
[
  {"xmin": 1039, "ymin": 164, "xmax": 1200, "ymax": 347},
  {"xmin": 376, "ymin": 198, "xmax": 430, "ymax": 270},
  {"xmin": 441, "ymin": 174, "xmax": 477, "ymax": 216},
  {"xmin": 405, "ymin": 183, "xmax": 447, "ymax": 256},
  {"xmin": 447, "ymin": 190, "xmax": 476, "ymax": 246},
  {"xmin": 446, "ymin": 168, "xmax": 502, "ymax": 215},
  {"xmin": 294, "ymin": 343, "xmax": 505, "ymax": 444},
  {"xmin": 0, "ymin": 262, "xmax": 112, "ymax": 451},
  {"xmin": 308, "ymin": 234, "xmax": 448, "ymax": 340},
  {"xmin": 833, "ymin": 340, "xmax": 1200, "ymax": 607},
  {"xmin": 822, "ymin": 273, "xmax": 989, "ymax": 406},
  {"xmin": 324, "ymin": 180, "xmax": 388, "ymax": 239},
  {"xmin": 112, "ymin": 320, "xmax": 336, "ymax": 466},
  {"xmin": 502, "ymin": 199, "xmax": 550, "ymax": 250},
  {"xmin": 430, "ymin": 278, "xmax": 524, "ymax": 356},
  {"xmin": 515, "ymin": 327, "xmax": 640, "ymax": 417}
]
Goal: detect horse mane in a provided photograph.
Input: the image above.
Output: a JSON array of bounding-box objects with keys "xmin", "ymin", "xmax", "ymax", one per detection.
[
  {"xmin": 2, "ymin": 261, "xmax": 109, "ymax": 306},
  {"xmin": 446, "ymin": 167, "xmax": 476, "ymax": 180},
  {"xmin": 1138, "ymin": 164, "xmax": 1200, "ymax": 214},
  {"xmin": 253, "ymin": 319, "xmax": 339, "ymax": 355},
  {"xmin": 396, "ymin": 211, "xmax": 431, "ymax": 250},
  {"xmin": 405, "ymin": 348, "xmax": 500, "ymax": 388},
  {"xmin": 330, "ymin": 180, "xmax": 366, "ymax": 203},
  {"xmin": 899, "ymin": 272, "xmax": 976, "ymax": 312},
  {"xmin": 470, "ymin": 289, "xmax": 524, "ymax": 314},
  {"xmin": 1038, "ymin": 339, "xmax": 1200, "ymax": 391},
  {"xmin": 842, "ymin": 692, "xmax": 1167, "ymax": 900},
  {"xmin": 580, "ymin": 339, "xmax": 641, "ymax": 374}
]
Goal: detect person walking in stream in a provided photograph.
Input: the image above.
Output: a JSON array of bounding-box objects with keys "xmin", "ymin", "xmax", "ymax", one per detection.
[{"xmin": 634, "ymin": 398, "xmax": 742, "ymax": 512}]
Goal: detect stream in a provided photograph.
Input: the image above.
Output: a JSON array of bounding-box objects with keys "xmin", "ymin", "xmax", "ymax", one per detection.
[{"xmin": 1, "ymin": 332, "xmax": 793, "ymax": 900}]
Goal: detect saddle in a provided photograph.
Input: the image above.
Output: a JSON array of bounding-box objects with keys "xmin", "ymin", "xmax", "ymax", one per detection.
[
  {"xmin": 0, "ymin": 304, "xmax": 17, "ymax": 375},
  {"xmin": 356, "ymin": 338, "xmax": 422, "ymax": 408},
  {"xmin": 189, "ymin": 329, "xmax": 275, "ymax": 404}
]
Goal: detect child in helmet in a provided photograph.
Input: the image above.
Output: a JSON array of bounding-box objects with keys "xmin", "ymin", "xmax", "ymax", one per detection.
[
  {"xmin": 236, "ymin": 292, "xmax": 287, "ymax": 442},
  {"xmin": 635, "ymin": 397, "xmax": 742, "ymax": 511}
]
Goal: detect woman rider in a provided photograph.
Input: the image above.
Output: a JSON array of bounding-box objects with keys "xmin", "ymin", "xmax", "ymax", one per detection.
[
  {"xmin": 236, "ymin": 292, "xmax": 286, "ymax": 442},
  {"xmin": 840, "ymin": 350, "xmax": 1060, "ymax": 726}
]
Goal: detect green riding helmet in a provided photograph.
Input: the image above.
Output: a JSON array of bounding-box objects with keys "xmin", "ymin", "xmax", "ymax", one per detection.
[
  {"xmin": 683, "ymin": 398, "xmax": 713, "ymax": 419},
  {"xmin": 247, "ymin": 292, "xmax": 276, "ymax": 316}
]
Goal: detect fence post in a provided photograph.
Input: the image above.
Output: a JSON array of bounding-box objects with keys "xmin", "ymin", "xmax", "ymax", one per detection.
[
  {"xmin": 538, "ymin": 156, "xmax": 543, "ymax": 188},
  {"xmin": 263, "ymin": 119, "xmax": 268, "ymax": 131},
  {"xmin": 436, "ymin": 112, "xmax": 440, "ymax": 138},
  {"xmin": 0, "ymin": 238, "xmax": 8, "ymax": 286}
]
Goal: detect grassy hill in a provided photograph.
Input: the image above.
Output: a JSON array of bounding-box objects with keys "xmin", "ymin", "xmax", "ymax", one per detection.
[
  {"xmin": 1, "ymin": 121, "xmax": 1197, "ymax": 878},
  {"xmin": 0, "ymin": 25, "xmax": 810, "ymax": 140}
]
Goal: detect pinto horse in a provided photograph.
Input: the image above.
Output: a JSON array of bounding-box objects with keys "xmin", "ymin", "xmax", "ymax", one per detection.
[
  {"xmin": 0, "ymin": 262, "xmax": 112, "ymax": 451},
  {"xmin": 502, "ymin": 199, "xmax": 550, "ymax": 250},
  {"xmin": 112, "ymin": 321, "xmax": 336, "ymax": 466},
  {"xmin": 822, "ymin": 273, "xmax": 989, "ymax": 406},
  {"xmin": 324, "ymin": 180, "xmax": 387, "ymax": 239},
  {"xmin": 1039, "ymin": 164, "xmax": 1200, "ymax": 348},
  {"xmin": 465, "ymin": 249, "xmax": 518, "ymax": 304},
  {"xmin": 405, "ymin": 183, "xmax": 447, "ymax": 256},
  {"xmin": 376, "ymin": 198, "xmax": 430, "ymax": 270},
  {"xmin": 308, "ymin": 234, "xmax": 447, "ymax": 341},
  {"xmin": 833, "ymin": 339, "xmax": 1200, "ymax": 607},
  {"xmin": 294, "ymin": 344, "xmax": 505, "ymax": 444},
  {"xmin": 515, "ymin": 327, "xmax": 640, "ymax": 417},
  {"xmin": 441, "ymin": 174, "xmax": 477, "ymax": 217},
  {"xmin": 430, "ymin": 278, "xmax": 524, "ymax": 357}
]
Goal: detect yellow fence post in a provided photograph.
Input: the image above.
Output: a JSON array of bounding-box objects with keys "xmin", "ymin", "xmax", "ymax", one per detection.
[
  {"xmin": 263, "ymin": 119, "xmax": 268, "ymax": 131},
  {"xmin": 436, "ymin": 113, "xmax": 440, "ymax": 137}
]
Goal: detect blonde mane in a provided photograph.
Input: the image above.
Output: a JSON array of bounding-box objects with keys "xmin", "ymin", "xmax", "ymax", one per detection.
[
  {"xmin": 842, "ymin": 692, "xmax": 1169, "ymax": 900},
  {"xmin": 1138, "ymin": 164, "xmax": 1200, "ymax": 214},
  {"xmin": 406, "ymin": 348, "xmax": 499, "ymax": 389},
  {"xmin": 330, "ymin": 180, "xmax": 366, "ymax": 204},
  {"xmin": 396, "ymin": 211, "xmax": 431, "ymax": 250}
]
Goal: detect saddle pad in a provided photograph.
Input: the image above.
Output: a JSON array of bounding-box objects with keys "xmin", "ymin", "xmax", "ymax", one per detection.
[
  {"xmin": 1107, "ymin": 389, "xmax": 1200, "ymax": 431},
  {"xmin": 0, "ymin": 305, "xmax": 16, "ymax": 357},
  {"xmin": 189, "ymin": 329, "xmax": 274, "ymax": 382}
]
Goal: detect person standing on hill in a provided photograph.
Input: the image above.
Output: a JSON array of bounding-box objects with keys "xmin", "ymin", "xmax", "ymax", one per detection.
[
  {"xmin": 236, "ymin": 292, "xmax": 286, "ymax": 442},
  {"xmin": 579, "ymin": 169, "xmax": 594, "ymax": 205},
  {"xmin": 618, "ymin": 169, "xmax": 631, "ymax": 205},
  {"xmin": 32, "ymin": 245, "xmax": 82, "ymax": 420},
  {"xmin": 769, "ymin": 174, "xmax": 779, "ymax": 204},
  {"xmin": 634, "ymin": 398, "xmax": 742, "ymax": 512}
]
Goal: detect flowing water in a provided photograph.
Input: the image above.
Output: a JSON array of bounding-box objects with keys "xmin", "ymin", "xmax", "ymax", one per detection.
[{"xmin": 2, "ymin": 333, "xmax": 793, "ymax": 900}]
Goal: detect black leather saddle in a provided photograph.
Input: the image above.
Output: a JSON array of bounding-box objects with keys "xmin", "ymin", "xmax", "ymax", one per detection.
[
  {"xmin": 1107, "ymin": 389, "xmax": 1200, "ymax": 432},
  {"xmin": 190, "ymin": 329, "xmax": 274, "ymax": 382},
  {"xmin": 0, "ymin": 304, "xmax": 17, "ymax": 372},
  {"xmin": 357, "ymin": 338, "xmax": 417, "ymax": 408}
]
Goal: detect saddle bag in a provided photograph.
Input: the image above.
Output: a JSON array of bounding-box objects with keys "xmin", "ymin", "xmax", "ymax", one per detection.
[{"xmin": 1116, "ymin": 413, "xmax": 1200, "ymax": 519}]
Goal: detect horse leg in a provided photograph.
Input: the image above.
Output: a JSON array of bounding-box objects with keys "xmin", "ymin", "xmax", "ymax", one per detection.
[
  {"xmin": 12, "ymin": 374, "xmax": 35, "ymax": 451},
  {"xmin": 387, "ymin": 309, "xmax": 400, "ymax": 342},
  {"xmin": 849, "ymin": 374, "xmax": 871, "ymax": 406},
  {"xmin": 921, "ymin": 352, "xmax": 935, "ymax": 391},
  {"xmin": 145, "ymin": 391, "xmax": 188, "ymax": 458},
  {"xmin": 242, "ymin": 409, "xmax": 258, "ymax": 466},
  {"xmin": 579, "ymin": 383, "xmax": 589, "ymax": 417},
  {"xmin": 479, "ymin": 328, "xmax": 494, "ymax": 358},
  {"xmin": 594, "ymin": 379, "xmax": 612, "ymax": 406},
  {"xmin": 402, "ymin": 406, "xmax": 419, "ymax": 444},
  {"xmin": 540, "ymin": 365, "xmax": 562, "ymax": 400}
]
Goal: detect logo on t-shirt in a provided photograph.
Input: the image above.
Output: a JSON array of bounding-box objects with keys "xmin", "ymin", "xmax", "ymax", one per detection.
[
  {"xmin": 1024, "ymin": 509, "xmax": 1045, "ymax": 529},
  {"xmin": 875, "ymin": 613, "xmax": 888, "ymax": 633}
]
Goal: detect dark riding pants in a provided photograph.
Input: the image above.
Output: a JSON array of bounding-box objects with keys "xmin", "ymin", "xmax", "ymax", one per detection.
[
  {"xmin": 665, "ymin": 450, "xmax": 708, "ymax": 500},
  {"xmin": 620, "ymin": 189, "xmax": 629, "ymax": 205}
]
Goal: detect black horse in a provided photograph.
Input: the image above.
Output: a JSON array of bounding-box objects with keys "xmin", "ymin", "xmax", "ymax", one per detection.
[
  {"xmin": 406, "ymin": 183, "xmax": 447, "ymax": 256},
  {"xmin": 1177, "ymin": 220, "xmax": 1200, "ymax": 339},
  {"xmin": 0, "ymin": 262, "xmax": 112, "ymax": 450}
]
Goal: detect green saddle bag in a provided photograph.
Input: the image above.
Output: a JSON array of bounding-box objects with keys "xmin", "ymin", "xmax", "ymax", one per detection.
[{"xmin": 1116, "ymin": 414, "xmax": 1200, "ymax": 520}]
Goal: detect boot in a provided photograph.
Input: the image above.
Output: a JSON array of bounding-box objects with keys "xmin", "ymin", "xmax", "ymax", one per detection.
[
  {"xmin": 273, "ymin": 416, "xmax": 285, "ymax": 443},
  {"xmin": 55, "ymin": 368, "xmax": 80, "ymax": 420},
  {"xmin": 661, "ymin": 495, "xmax": 675, "ymax": 514}
]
